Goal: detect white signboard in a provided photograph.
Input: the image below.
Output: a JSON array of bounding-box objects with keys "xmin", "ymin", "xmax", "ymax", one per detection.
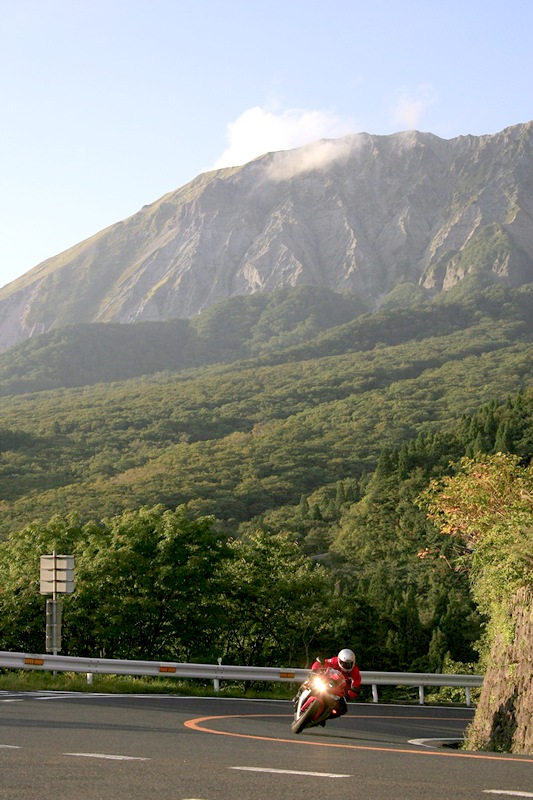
[{"xmin": 39, "ymin": 554, "xmax": 75, "ymax": 595}]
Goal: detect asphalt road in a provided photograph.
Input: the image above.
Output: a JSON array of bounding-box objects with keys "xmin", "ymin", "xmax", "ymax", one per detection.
[{"xmin": 1, "ymin": 690, "xmax": 532, "ymax": 799}]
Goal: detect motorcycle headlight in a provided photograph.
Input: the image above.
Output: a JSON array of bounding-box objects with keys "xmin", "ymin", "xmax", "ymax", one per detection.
[{"xmin": 312, "ymin": 675, "xmax": 328, "ymax": 692}]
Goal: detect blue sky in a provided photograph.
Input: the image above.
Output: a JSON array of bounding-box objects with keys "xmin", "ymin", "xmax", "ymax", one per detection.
[{"xmin": 1, "ymin": 0, "xmax": 532, "ymax": 289}]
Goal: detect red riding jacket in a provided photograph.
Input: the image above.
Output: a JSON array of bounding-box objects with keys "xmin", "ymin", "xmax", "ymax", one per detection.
[{"xmin": 311, "ymin": 656, "xmax": 361, "ymax": 699}]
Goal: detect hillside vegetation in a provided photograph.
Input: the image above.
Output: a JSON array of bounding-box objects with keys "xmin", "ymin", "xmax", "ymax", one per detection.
[
  {"xmin": 0, "ymin": 283, "xmax": 531, "ymax": 534},
  {"xmin": 0, "ymin": 283, "xmax": 532, "ymax": 717}
]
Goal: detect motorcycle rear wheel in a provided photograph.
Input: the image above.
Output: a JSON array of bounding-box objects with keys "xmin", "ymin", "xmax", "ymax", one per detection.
[{"xmin": 291, "ymin": 698, "xmax": 320, "ymax": 734}]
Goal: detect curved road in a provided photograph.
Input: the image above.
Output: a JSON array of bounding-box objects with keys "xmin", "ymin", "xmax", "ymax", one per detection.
[{"xmin": 1, "ymin": 691, "xmax": 532, "ymax": 799}]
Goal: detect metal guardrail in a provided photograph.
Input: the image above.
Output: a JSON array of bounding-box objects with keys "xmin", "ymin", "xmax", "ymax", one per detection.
[{"xmin": 0, "ymin": 650, "xmax": 483, "ymax": 706}]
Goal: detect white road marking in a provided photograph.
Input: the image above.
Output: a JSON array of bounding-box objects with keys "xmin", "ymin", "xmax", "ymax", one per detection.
[
  {"xmin": 409, "ymin": 737, "xmax": 463, "ymax": 748},
  {"xmin": 0, "ymin": 698, "xmax": 24, "ymax": 703},
  {"xmin": 36, "ymin": 696, "xmax": 70, "ymax": 700},
  {"xmin": 64, "ymin": 752, "xmax": 149, "ymax": 761},
  {"xmin": 0, "ymin": 745, "xmax": 21, "ymax": 749},
  {"xmin": 484, "ymin": 792, "xmax": 533, "ymax": 797},
  {"xmin": 230, "ymin": 766, "xmax": 350, "ymax": 778}
]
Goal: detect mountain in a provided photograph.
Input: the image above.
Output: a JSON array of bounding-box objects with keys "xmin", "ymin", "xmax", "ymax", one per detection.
[{"xmin": 1, "ymin": 121, "xmax": 532, "ymax": 353}]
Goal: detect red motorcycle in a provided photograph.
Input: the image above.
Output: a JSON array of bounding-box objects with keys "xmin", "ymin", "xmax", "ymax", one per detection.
[{"xmin": 291, "ymin": 666, "xmax": 348, "ymax": 734}]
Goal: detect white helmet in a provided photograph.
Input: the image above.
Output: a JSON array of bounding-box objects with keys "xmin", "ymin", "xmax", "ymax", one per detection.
[{"xmin": 338, "ymin": 648, "xmax": 356, "ymax": 672}]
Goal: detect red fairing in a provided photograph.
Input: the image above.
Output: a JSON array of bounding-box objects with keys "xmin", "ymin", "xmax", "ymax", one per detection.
[{"xmin": 311, "ymin": 655, "xmax": 361, "ymax": 698}]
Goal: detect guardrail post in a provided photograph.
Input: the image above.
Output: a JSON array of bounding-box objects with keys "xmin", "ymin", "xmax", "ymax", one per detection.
[
  {"xmin": 465, "ymin": 686, "xmax": 471, "ymax": 707},
  {"xmin": 372, "ymin": 684, "xmax": 379, "ymax": 703},
  {"xmin": 213, "ymin": 657, "xmax": 222, "ymax": 693},
  {"xmin": 419, "ymin": 685, "xmax": 425, "ymax": 705}
]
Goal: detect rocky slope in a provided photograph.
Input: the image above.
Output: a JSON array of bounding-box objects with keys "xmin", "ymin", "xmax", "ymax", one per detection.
[
  {"xmin": 0, "ymin": 121, "xmax": 532, "ymax": 353},
  {"xmin": 466, "ymin": 587, "xmax": 533, "ymax": 753}
]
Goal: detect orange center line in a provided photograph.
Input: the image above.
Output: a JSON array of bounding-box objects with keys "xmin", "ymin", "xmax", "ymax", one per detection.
[{"xmin": 183, "ymin": 714, "xmax": 533, "ymax": 764}]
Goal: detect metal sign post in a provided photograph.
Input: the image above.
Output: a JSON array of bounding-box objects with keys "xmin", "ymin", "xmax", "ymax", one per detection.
[{"xmin": 40, "ymin": 552, "xmax": 74, "ymax": 655}]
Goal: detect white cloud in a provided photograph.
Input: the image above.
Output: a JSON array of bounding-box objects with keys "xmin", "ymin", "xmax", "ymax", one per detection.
[
  {"xmin": 391, "ymin": 84, "xmax": 436, "ymax": 130},
  {"xmin": 214, "ymin": 105, "xmax": 356, "ymax": 169},
  {"xmin": 266, "ymin": 138, "xmax": 355, "ymax": 181}
]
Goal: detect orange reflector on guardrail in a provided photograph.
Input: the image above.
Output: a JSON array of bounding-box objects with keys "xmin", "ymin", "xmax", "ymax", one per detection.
[
  {"xmin": 24, "ymin": 658, "xmax": 45, "ymax": 666},
  {"xmin": 279, "ymin": 672, "xmax": 295, "ymax": 678},
  {"xmin": 159, "ymin": 666, "xmax": 177, "ymax": 673}
]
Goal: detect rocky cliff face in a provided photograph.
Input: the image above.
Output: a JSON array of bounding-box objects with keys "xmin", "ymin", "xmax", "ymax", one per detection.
[
  {"xmin": 466, "ymin": 587, "xmax": 533, "ymax": 754},
  {"xmin": 1, "ymin": 121, "xmax": 532, "ymax": 353}
]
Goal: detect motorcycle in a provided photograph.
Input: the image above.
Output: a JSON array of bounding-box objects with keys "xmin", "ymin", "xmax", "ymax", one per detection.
[{"xmin": 291, "ymin": 666, "xmax": 348, "ymax": 734}]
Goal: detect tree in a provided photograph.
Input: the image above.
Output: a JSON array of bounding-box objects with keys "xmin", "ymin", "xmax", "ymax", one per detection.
[
  {"xmin": 424, "ymin": 454, "xmax": 533, "ymax": 615},
  {"xmin": 66, "ymin": 505, "xmax": 229, "ymax": 660},
  {"xmin": 215, "ymin": 531, "xmax": 334, "ymax": 667},
  {"xmin": 0, "ymin": 514, "xmax": 86, "ymax": 652},
  {"xmin": 0, "ymin": 506, "xmax": 230, "ymax": 661}
]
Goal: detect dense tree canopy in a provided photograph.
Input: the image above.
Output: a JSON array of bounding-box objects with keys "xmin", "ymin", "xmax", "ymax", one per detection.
[
  {"xmin": 0, "ymin": 288, "xmax": 530, "ymax": 537},
  {"xmin": 0, "ymin": 507, "xmax": 338, "ymax": 667}
]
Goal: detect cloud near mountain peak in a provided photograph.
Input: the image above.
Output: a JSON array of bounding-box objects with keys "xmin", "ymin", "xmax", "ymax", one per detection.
[{"xmin": 214, "ymin": 105, "xmax": 356, "ymax": 174}]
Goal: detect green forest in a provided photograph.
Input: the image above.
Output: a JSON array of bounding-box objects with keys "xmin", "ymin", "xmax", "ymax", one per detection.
[{"xmin": 0, "ymin": 282, "xmax": 532, "ymax": 684}]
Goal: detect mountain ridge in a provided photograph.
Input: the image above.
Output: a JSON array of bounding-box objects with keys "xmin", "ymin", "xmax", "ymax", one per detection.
[{"xmin": 1, "ymin": 121, "xmax": 532, "ymax": 353}]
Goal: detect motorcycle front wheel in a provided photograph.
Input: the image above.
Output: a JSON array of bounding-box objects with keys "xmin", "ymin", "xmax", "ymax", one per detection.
[{"xmin": 291, "ymin": 698, "xmax": 320, "ymax": 734}]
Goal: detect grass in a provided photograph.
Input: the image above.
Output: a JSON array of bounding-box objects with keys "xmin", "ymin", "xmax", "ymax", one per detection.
[{"xmin": 0, "ymin": 669, "xmax": 296, "ymax": 699}]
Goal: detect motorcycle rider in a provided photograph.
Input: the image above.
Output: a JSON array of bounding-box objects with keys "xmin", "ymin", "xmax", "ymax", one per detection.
[
  {"xmin": 293, "ymin": 648, "xmax": 361, "ymax": 724},
  {"xmin": 311, "ymin": 648, "xmax": 361, "ymax": 718}
]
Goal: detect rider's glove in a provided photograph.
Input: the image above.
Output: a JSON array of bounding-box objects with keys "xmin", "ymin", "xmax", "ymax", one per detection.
[{"xmin": 348, "ymin": 689, "xmax": 358, "ymax": 700}]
